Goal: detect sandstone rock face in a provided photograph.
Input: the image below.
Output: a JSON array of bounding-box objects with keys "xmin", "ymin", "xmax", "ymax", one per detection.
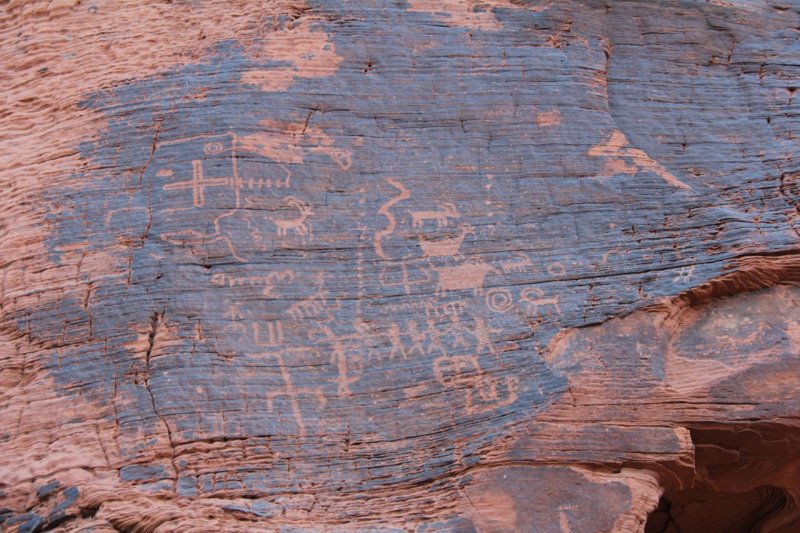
[{"xmin": 1, "ymin": 1, "xmax": 799, "ymax": 531}]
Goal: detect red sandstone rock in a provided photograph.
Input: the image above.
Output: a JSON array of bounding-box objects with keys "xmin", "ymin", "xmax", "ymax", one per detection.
[{"xmin": 1, "ymin": 1, "xmax": 799, "ymax": 531}]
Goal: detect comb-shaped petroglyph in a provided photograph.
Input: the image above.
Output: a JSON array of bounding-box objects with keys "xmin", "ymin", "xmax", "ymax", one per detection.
[
  {"xmin": 210, "ymin": 270, "xmax": 294, "ymax": 297},
  {"xmin": 253, "ymin": 321, "xmax": 285, "ymax": 347},
  {"xmin": 287, "ymin": 274, "xmax": 330, "ymax": 321}
]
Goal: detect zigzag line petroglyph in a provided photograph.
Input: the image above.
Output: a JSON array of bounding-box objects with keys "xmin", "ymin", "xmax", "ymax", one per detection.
[{"xmin": 374, "ymin": 178, "xmax": 411, "ymax": 260}]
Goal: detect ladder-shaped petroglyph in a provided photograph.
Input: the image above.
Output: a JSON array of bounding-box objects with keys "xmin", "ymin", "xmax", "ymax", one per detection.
[
  {"xmin": 379, "ymin": 259, "xmax": 433, "ymax": 295},
  {"xmin": 263, "ymin": 350, "xmax": 326, "ymax": 437}
]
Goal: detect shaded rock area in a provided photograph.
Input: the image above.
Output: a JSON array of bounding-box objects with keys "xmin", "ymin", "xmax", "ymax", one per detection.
[{"xmin": 1, "ymin": 0, "xmax": 799, "ymax": 531}]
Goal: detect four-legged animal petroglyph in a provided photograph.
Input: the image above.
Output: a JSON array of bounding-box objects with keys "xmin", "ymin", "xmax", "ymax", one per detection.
[
  {"xmin": 270, "ymin": 196, "xmax": 313, "ymax": 240},
  {"xmin": 418, "ymin": 225, "xmax": 474, "ymax": 258},
  {"xmin": 519, "ymin": 287, "xmax": 561, "ymax": 317},
  {"xmin": 409, "ymin": 202, "xmax": 460, "ymax": 229},
  {"xmin": 501, "ymin": 252, "xmax": 534, "ymax": 273},
  {"xmin": 434, "ymin": 259, "xmax": 497, "ymax": 296}
]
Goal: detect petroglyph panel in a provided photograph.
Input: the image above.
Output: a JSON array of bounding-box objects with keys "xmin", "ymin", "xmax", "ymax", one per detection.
[
  {"xmin": 33, "ymin": 25, "xmax": 798, "ymax": 497},
  {"xmin": 4, "ymin": 1, "xmax": 800, "ymax": 529}
]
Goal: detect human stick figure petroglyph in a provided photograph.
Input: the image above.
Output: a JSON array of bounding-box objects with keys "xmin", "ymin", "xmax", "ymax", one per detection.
[
  {"xmin": 672, "ymin": 265, "xmax": 695, "ymax": 284},
  {"xmin": 315, "ymin": 325, "xmax": 361, "ymax": 398},
  {"xmin": 374, "ymin": 178, "xmax": 411, "ymax": 260}
]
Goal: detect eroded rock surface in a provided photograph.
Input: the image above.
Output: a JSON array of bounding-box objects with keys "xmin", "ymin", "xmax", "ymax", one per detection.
[{"xmin": 1, "ymin": 0, "xmax": 799, "ymax": 531}]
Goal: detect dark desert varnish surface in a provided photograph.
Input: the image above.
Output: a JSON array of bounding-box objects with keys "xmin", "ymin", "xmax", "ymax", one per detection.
[{"xmin": 1, "ymin": 1, "xmax": 799, "ymax": 531}]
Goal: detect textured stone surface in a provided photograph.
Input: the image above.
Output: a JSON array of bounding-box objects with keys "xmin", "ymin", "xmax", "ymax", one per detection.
[{"xmin": 1, "ymin": 0, "xmax": 799, "ymax": 531}]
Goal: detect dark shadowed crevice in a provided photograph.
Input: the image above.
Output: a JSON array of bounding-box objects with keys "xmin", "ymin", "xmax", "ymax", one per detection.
[{"xmin": 646, "ymin": 423, "xmax": 800, "ymax": 533}]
